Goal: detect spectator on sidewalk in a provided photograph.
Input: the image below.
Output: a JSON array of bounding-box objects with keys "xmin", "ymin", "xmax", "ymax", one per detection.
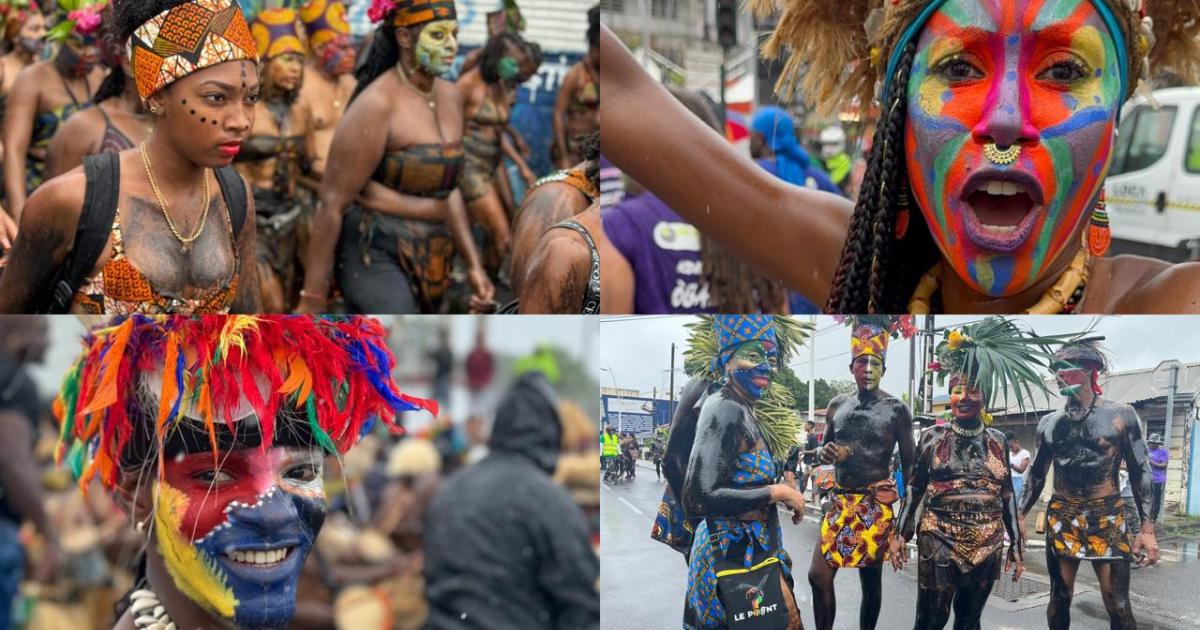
[
  {"xmin": 1149, "ymin": 434, "xmax": 1168, "ymax": 522},
  {"xmin": 799, "ymin": 420, "xmax": 819, "ymax": 493},
  {"xmin": 1007, "ymin": 432, "xmax": 1031, "ymax": 502}
]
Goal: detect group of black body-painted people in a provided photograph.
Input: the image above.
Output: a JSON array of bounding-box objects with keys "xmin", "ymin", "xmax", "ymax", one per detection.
[
  {"xmin": 655, "ymin": 315, "xmax": 1160, "ymax": 630},
  {"xmin": 0, "ymin": 0, "xmax": 602, "ymax": 316}
]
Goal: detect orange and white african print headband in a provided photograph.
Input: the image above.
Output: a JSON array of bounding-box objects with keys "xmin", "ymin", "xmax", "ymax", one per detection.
[{"xmin": 128, "ymin": 0, "xmax": 258, "ymax": 100}]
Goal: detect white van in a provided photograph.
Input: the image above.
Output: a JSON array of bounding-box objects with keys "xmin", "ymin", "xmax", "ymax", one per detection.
[{"xmin": 1105, "ymin": 87, "xmax": 1200, "ymax": 261}]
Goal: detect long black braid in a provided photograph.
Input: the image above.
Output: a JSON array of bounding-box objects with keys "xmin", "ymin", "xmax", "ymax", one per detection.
[
  {"xmin": 350, "ymin": 22, "xmax": 401, "ymax": 104},
  {"xmin": 825, "ymin": 41, "xmax": 937, "ymax": 313}
]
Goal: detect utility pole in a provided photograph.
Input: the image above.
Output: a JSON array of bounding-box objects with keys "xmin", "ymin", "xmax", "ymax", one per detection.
[
  {"xmin": 669, "ymin": 342, "xmax": 676, "ymax": 422},
  {"xmin": 923, "ymin": 315, "xmax": 935, "ymax": 414},
  {"xmin": 715, "ymin": 0, "xmax": 737, "ymax": 130},
  {"xmin": 808, "ymin": 315, "xmax": 816, "ymax": 422}
]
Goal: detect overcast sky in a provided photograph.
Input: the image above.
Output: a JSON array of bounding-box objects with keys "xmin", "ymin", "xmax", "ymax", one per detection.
[
  {"xmin": 27, "ymin": 316, "xmax": 598, "ymax": 399},
  {"xmin": 599, "ymin": 315, "xmax": 1200, "ymax": 403}
]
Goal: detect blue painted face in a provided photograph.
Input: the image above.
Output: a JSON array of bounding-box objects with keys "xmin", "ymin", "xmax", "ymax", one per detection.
[
  {"xmin": 725, "ymin": 340, "xmax": 778, "ymax": 400},
  {"xmin": 156, "ymin": 446, "xmax": 326, "ymax": 628}
]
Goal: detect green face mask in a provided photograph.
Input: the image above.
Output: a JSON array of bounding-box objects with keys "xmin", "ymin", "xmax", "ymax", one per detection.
[
  {"xmin": 415, "ymin": 20, "xmax": 458, "ymax": 77},
  {"xmin": 498, "ymin": 56, "xmax": 520, "ymax": 81}
]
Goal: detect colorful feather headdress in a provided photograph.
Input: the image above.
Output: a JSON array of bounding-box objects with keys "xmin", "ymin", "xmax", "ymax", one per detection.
[
  {"xmin": 928, "ymin": 316, "xmax": 1067, "ymax": 410},
  {"xmin": 53, "ymin": 315, "xmax": 438, "ymax": 493},
  {"xmin": 749, "ymin": 0, "xmax": 1200, "ymax": 115},
  {"xmin": 683, "ymin": 315, "xmax": 814, "ymax": 459}
]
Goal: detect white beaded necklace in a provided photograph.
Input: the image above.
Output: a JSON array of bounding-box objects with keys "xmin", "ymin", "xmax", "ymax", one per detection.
[{"xmin": 129, "ymin": 587, "xmax": 178, "ymax": 630}]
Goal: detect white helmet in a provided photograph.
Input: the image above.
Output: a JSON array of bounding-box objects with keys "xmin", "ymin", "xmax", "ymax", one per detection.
[{"xmin": 819, "ymin": 126, "xmax": 846, "ymax": 160}]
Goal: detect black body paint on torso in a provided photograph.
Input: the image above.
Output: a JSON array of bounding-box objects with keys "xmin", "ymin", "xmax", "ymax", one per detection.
[
  {"xmin": 825, "ymin": 390, "xmax": 913, "ymax": 488},
  {"xmin": 121, "ymin": 195, "xmax": 236, "ymax": 299},
  {"xmin": 1023, "ymin": 398, "xmax": 1153, "ymax": 520}
]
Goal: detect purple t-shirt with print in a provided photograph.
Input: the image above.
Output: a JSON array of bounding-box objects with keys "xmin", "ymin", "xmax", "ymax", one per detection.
[{"xmin": 603, "ymin": 192, "xmax": 711, "ymax": 314}]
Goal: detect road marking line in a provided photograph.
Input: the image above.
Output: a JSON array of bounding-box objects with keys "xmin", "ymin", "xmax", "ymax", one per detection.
[{"xmin": 619, "ymin": 497, "xmax": 646, "ymax": 516}]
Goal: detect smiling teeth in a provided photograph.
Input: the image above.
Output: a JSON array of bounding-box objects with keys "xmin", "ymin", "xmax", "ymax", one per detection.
[
  {"xmin": 226, "ymin": 548, "xmax": 290, "ymax": 565},
  {"xmin": 984, "ymin": 181, "xmax": 1022, "ymax": 196}
]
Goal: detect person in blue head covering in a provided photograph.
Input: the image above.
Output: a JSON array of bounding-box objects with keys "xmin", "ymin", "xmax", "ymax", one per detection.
[{"xmin": 751, "ymin": 106, "xmax": 843, "ymax": 197}]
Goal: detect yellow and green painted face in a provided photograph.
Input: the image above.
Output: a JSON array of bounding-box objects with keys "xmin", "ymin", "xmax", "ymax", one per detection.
[
  {"xmin": 851, "ymin": 355, "xmax": 884, "ymax": 391},
  {"xmin": 415, "ymin": 19, "xmax": 458, "ymax": 77}
]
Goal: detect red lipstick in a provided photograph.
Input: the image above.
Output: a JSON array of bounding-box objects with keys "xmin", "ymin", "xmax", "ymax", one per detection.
[{"xmin": 218, "ymin": 141, "xmax": 242, "ymax": 158}]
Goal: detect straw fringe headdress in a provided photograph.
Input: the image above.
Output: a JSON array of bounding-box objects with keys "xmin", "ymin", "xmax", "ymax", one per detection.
[{"xmin": 750, "ymin": 0, "xmax": 1200, "ymax": 114}]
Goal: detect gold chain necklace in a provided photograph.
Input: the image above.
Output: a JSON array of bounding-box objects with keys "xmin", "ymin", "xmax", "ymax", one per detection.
[
  {"xmin": 909, "ymin": 248, "xmax": 1090, "ymax": 314},
  {"xmin": 396, "ymin": 63, "xmax": 435, "ymax": 110},
  {"xmin": 138, "ymin": 142, "xmax": 211, "ymax": 254}
]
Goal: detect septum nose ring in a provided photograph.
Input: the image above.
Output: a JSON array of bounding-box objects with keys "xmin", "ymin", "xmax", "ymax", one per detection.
[{"xmin": 984, "ymin": 142, "xmax": 1021, "ymax": 165}]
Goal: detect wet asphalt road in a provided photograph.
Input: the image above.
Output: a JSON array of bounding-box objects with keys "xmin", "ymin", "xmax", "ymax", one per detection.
[{"xmin": 600, "ymin": 462, "xmax": 1196, "ymax": 630}]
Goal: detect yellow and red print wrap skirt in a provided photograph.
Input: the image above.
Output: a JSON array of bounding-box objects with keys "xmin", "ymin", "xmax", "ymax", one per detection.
[{"xmin": 821, "ymin": 489, "xmax": 893, "ymax": 568}]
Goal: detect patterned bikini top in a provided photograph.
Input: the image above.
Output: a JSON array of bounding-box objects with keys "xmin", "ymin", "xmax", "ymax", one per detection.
[
  {"xmin": 469, "ymin": 96, "xmax": 508, "ymax": 127},
  {"xmin": 73, "ymin": 207, "xmax": 240, "ymax": 315},
  {"xmin": 570, "ymin": 66, "xmax": 599, "ymax": 113},
  {"xmin": 96, "ymin": 106, "xmax": 136, "ymax": 156},
  {"xmin": 372, "ymin": 142, "xmax": 464, "ymax": 200}
]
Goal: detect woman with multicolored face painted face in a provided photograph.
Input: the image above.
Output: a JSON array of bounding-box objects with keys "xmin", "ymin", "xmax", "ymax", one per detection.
[
  {"xmin": 600, "ymin": 0, "xmax": 1200, "ymax": 314},
  {"xmin": 300, "ymin": 0, "xmax": 496, "ymax": 315},
  {"xmin": 3, "ymin": 0, "xmax": 107, "ymax": 220},
  {"xmin": 892, "ymin": 317, "xmax": 1055, "ymax": 630},
  {"xmin": 296, "ymin": 0, "xmax": 357, "ymax": 175},
  {"xmin": 669, "ymin": 315, "xmax": 811, "ymax": 629},
  {"xmin": 235, "ymin": 7, "xmax": 319, "ymax": 314},
  {"xmin": 53, "ymin": 315, "xmax": 437, "ymax": 630},
  {"xmin": 456, "ymin": 31, "xmax": 538, "ymax": 282},
  {"xmin": 0, "ymin": 0, "xmax": 265, "ymax": 315}
]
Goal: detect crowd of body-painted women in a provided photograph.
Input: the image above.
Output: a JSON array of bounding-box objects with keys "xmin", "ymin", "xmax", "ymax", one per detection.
[{"xmin": 0, "ymin": 0, "xmax": 601, "ymax": 315}]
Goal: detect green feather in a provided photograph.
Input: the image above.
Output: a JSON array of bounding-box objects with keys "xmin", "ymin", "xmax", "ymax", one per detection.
[{"xmin": 306, "ymin": 396, "xmax": 337, "ymax": 454}]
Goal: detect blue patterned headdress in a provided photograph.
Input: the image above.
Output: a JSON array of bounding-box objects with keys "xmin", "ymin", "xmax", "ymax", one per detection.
[{"xmin": 712, "ymin": 315, "xmax": 777, "ymax": 372}]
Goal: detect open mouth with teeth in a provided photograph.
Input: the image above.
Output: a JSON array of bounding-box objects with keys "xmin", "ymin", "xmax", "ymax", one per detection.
[
  {"xmin": 960, "ymin": 173, "xmax": 1044, "ymax": 252},
  {"xmin": 224, "ymin": 547, "xmax": 296, "ymax": 567}
]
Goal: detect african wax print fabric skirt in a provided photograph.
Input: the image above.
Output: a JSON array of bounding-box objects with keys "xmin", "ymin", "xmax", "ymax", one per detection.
[
  {"xmin": 1046, "ymin": 494, "xmax": 1133, "ymax": 561},
  {"xmin": 820, "ymin": 488, "xmax": 893, "ymax": 569},
  {"xmin": 684, "ymin": 447, "xmax": 792, "ymax": 630},
  {"xmin": 917, "ymin": 501, "xmax": 1004, "ymax": 589}
]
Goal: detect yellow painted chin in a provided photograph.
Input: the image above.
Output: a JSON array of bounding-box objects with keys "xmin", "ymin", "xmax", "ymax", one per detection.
[{"xmin": 154, "ymin": 482, "xmax": 238, "ymax": 619}]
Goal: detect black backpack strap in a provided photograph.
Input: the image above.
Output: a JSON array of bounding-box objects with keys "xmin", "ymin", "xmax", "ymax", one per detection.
[
  {"xmin": 45, "ymin": 152, "xmax": 120, "ymax": 313},
  {"xmin": 214, "ymin": 166, "xmax": 247, "ymax": 238}
]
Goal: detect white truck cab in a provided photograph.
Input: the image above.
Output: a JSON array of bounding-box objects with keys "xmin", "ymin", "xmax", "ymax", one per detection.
[{"xmin": 1105, "ymin": 87, "xmax": 1200, "ymax": 260}]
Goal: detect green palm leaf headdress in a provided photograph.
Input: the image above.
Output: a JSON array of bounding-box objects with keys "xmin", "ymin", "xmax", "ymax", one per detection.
[
  {"xmin": 682, "ymin": 315, "xmax": 814, "ymax": 459},
  {"xmin": 930, "ymin": 317, "xmax": 1070, "ymax": 412}
]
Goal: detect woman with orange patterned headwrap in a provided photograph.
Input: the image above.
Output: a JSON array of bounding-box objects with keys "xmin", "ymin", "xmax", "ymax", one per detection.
[
  {"xmin": 299, "ymin": 0, "xmax": 495, "ymax": 314},
  {"xmin": 234, "ymin": 7, "xmax": 318, "ymax": 314},
  {"xmin": 0, "ymin": 0, "xmax": 262, "ymax": 314}
]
